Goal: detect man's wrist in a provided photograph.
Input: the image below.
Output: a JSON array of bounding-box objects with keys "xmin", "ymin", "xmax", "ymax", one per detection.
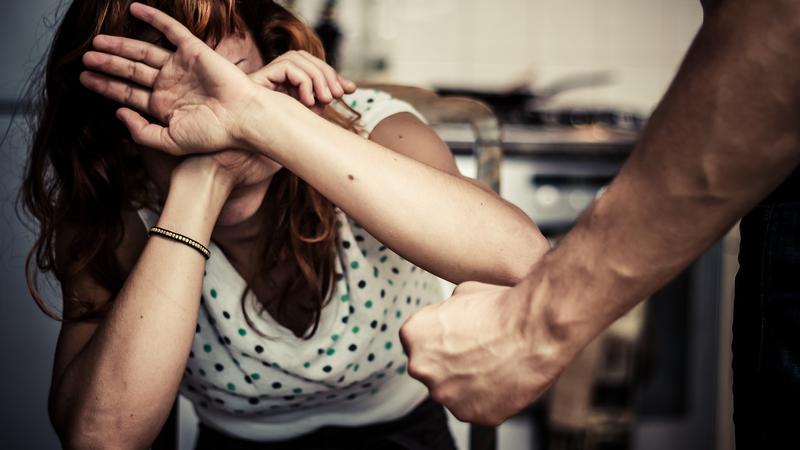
[{"xmin": 514, "ymin": 249, "xmax": 602, "ymax": 372}]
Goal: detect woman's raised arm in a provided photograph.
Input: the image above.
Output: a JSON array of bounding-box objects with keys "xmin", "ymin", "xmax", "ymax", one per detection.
[{"xmin": 81, "ymin": 2, "xmax": 550, "ymax": 285}]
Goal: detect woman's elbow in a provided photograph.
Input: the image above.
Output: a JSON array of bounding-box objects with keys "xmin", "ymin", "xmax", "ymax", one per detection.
[{"xmin": 498, "ymin": 232, "xmax": 551, "ymax": 285}]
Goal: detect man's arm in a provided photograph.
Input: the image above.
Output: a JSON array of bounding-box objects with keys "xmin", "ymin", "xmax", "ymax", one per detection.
[{"xmin": 401, "ymin": 0, "xmax": 800, "ymax": 424}]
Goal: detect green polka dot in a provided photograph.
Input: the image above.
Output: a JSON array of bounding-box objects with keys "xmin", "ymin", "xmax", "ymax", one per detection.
[
  {"xmin": 251, "ymin": 373, "xmax": 260, "ymax": 380},
  {"xmin": 335, "ymin": 220, "xmax": 343, "ymax": 228},
  {"xmin": 326, "ymin": 348, "xmax": 335, "ymax": 356},
  {"xmin": 353, "ymin": 364, "xmax": 360, "ymax": 372},
  {"xmin": 387, "ymin": 280, "xmax": 394, "ymax": 286},
  {"xmin": 210, "ymin": 289, "xmax": 218, "ymax": 298},
  {"xmin": 395, "ymin": 310, "xmax": 402, "ymax": 318},
  {"xmin": 350, "ymin": 261, "xmax": 359, "ymax": 269},
  {"xmin": 350, "ymin": 100, "xmax": 358, "ymax": 108},
  {"xmin": 385, "ymin": 342, "xmax": 393, "ymax": 350},
  {"xmin": 396, "ymin": 365, "xmax": 406, "ymax": 375},
  {"xmin": 379, "ymin": 255, "xmax": 388, "ymax": 263},
  {"xmin": 353, "ymin": 222, "xmax": 363, "ymax": 229},
  {"xmin": 371, "ymin": 388, "xmax": 379, "ymax": 395},
  {"xmin": 352, "ymin": 326, "xmax": 360, "ymax": 334},
  {"xmin": 238, "ymin": 328, "xmax": 247, "ymax": 336},
  {"xmin": 340, "ymin": 293, "xmax": 349, "ymax": 302},
  {"xmin": 383, "ymin": 308, "xmax": 389, "ymax": 315},
  {"xmin": 227, "ymin": 383, "xmax": 236, "ymax": 391},
  {"xmin": 293, "ymin": 388, "xmax": 303, "ymax": 394},
  {"xmin": 364, "ymin": 300, "xmax": 373, "ymax": 309},
  {"xmin": 376, "ymin": 373, "xmax": 385, "ymax": 379},
  {"xmin": 272, "ymin": 362, "xmax": 280, "ymax": 369},
  {"xmin": 346, "ymin": 363, "xmax": 353, "ymax": 369},
  {"xmin": 241, "ymin": 352, "xmax": 250, "ymax": 358},
  {"xmin": 373, "ymin": 267, "xmax": 379, "ymax": 278},
  {"xmin": 331, "ymin": 334, "xmax": 339, "ymax": 341},
  {"xmin": 303, "ymin": 362, "xmax": 310, "ymax": 368},
  {"xmin": 203, "ymin": 344, "xmax": 212, "ymax": 352}
]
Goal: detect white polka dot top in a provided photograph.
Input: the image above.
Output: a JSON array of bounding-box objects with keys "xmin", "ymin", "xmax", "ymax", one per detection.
[{"xmin": 137, "ymin": 89, "xmax": 444, "ymax": 441}]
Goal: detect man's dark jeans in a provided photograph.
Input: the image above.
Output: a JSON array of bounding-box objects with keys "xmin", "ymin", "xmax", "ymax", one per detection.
[{"xmin": 733, "ymin": 168, "xmax": 800, "ymax": 449}]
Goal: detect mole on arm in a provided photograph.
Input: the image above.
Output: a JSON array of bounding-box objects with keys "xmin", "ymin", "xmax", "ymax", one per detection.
[{"xmin": 347, "ymin": 174, "xmax": 355, "ymax": 181}]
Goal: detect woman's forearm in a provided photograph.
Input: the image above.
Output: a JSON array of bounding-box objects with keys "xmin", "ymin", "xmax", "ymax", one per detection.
[
  {"xmin": 240, "ymin": 92, "xmax": 549, "ymax": 285},
  {"xmin": 52, "ymin": 168, "xmax": 229, "ymax": 449}
]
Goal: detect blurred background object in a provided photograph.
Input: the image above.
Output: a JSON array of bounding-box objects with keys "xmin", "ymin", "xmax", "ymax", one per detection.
[{"xmin": 1, "ymin": 1, "xmax": 738, "ymax": 449}]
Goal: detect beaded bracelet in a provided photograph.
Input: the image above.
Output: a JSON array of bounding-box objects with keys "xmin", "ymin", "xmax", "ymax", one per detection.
[{"xmin": 148, "ymin": 226, "xmax": 210, "ymax": 260}]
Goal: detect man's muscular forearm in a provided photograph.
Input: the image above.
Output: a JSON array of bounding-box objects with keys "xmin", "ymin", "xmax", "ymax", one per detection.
[
  {"xmin": 534, "ymin": 0, "xmax": 800, "ymax": 359},
  {"xmin": 402, "ymin": 0, "xmax": 800, "ymax": 425}
]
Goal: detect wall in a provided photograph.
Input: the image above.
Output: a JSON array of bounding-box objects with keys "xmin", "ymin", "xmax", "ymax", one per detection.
[{"xmin": 292, "ymin": 0, "xmax": 703, "ymax": 113}]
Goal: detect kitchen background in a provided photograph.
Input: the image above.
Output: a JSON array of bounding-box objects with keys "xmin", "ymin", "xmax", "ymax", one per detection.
[{"xmin": 0, "ymin": 1, "xmax": 737, "ymax": 449}]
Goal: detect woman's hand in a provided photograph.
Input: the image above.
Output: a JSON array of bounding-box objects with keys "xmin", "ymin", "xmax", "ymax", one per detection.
[
  {"xmin": 249, "ymin": 50, "xmax": 356, "ymax": 113},
  {"xmin": 78, "ymin": 3, "xmax": 258, "ymax": 154}
]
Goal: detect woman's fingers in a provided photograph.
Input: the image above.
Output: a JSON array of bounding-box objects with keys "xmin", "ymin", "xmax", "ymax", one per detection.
[
  {"xmin": 129, "ymin": 2, "xmax": 196, "ymax": 47},
  {"xmin": 83, "ymin": 51, "xmax": 158, "ymax": 87},
  {"xmin": 274, "ymin": 52, "xmax": 332, "ymax": 103},
  {"xmin": 116, "ymin": 107, "xmax": 182, "ymax": 153},
  {"xmin": 79, "ymin": 71, "xmax": 151, "ymax": 112},
  {"xmin": 296, "ymin": 50, "xmax": 343, "ymax": 97},
  {"xmin": 92, "ymin": 34, "xmax": 171, "ymax": 69},
  {"xmin": 338, "ymin": 74, "xmax": 357, "ymax": 94}
]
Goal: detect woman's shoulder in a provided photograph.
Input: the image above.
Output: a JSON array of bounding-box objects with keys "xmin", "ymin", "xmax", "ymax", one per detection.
[{"xmin": 341, "ymin": 88, "xmax": 427, "ymax": 136}]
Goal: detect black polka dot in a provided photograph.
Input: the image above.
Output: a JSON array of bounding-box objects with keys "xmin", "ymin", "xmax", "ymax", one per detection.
[
  {"xmin": 392, "ymin": 267, "xmax": 399, "ymax": 274},
  {"xmin": 195, "ymin": 324, "xmax": 201, "ymax": 333},
  {"xmin": 199, "ymin": 368, "xmax": 206, "ymax": 376},
  {"xmin": 222, "ymin": 311, "xmax": 230, "ymax": 319},
  {"xmin": 347, "ymin": 393, "xmax": 358, "ymax": 400},
  {"xmin": 189, "ymin": 351, "xmax": 195, "ymax": 358},
  {"xmin": 208, "ymin": 317, "xmax": 216, "ymax": 325},
  {"xmin": 249, "ymin": 397, "xmax": 260, "ymax": 405},
  {"xmin": 416, "ymin": 298, "xmax": 421, "ymax": 305},
  {"xmin": 362, "ymin": 383, "xmax": 372, "ymax": 388},
  {"xmin": 370, "ymin": 320, "xmax": 378, "ymax": 329},
  {"xmin": 341, "ymin": 316, "xmax": 349, "ymax": 324},
  {"xmin": 323, "ymin": 365, "xmax": 332, "ymax": 373},
  {"xmin": 318, "ymin": 348, "xmax": 325, "ymax": 355},
  {"xmin": 378, "ymin": 245, "xmax": 386, "ymax": 251},
  {"xmin": 367, "ymin": 353, "xmax": 375, "ymax": 362},
  {"xmin": 187, "ymin": 385, "xmax": 197, "ymax": 393},
  {"xmin": 214, "ymin": 363, "xmax": 224, "ymax": 371},
  {"xmin": 244, "ymin": 375, "xmax": 252, "ymax": 384},
  {"xmin": 380, "ymin": 323, "xmax": 387, "ymax": 332},
  {"xmin": 410, "ymin": 266, "xmax": 417, "ymax": 272},
  {"xmin": 348, "ymin": 344, "xmax": 358, "ymax": 351},
  {"xmin": 380, "ymin": 289, "xmax": 386, "ymax": 298},
  {"xmin": 272, "ymin": 382, "xmax": 282, "ymax": 389},
  {"xmin": 223, "ymin": 337, "xmax": 231, "ymax": 345},
  {"xmin": 335, "ymin": 272, "xmax": 344, "ymax": 281},
  {"xmin": 358, "ymin": 280, "xmax": 367, "ymax": 289},
  {"xmin": 349, "ymin": 305, "xmax": 355, "ymax": 314},
  {"xmin": 218, "ymin": 337, "xmax": 225, "ymax": 345},
  {"xmin": 342, "ymin": 240, "xmax": 351, "ymax": 249},
  {"xmin": 355, "ymin": 235, "xmax": 365, "ymax": 242},
  {"xmin": 255, "ymin": 345, "xmax": 264, "ymax": 354},
  {"xmin": 386, "ymin": 361, "xmax": 394, "ymax": 368},
  {"xmin": 186, "ymin": 367, "xmax": 193, "ymax": 375},
  {"xmin": 367, "ymin": 98, "xmax": 374, "ymax": 103},
  {"xmin": 283, "ymin": 395, "xmax": 295, "ymax": 401},
  {"xmin": 406, "ymin": 296, "xmax": 411, "ymax": 304},
  {"xmin": 199, "ymin": 401, "xmax": 209, "ymax": 408},
  {"xmin": 338, "ymin": 375, "xmax": 346, "ymax": 383},
  {"xmin": 214, "ymin": 398, "xmax": 225, "ymax": 405}
]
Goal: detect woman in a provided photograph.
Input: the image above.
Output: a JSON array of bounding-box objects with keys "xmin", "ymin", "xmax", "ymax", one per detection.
[{"xmin": 23, "ymin": 1, "xmax": 549, "ymax": 448}]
